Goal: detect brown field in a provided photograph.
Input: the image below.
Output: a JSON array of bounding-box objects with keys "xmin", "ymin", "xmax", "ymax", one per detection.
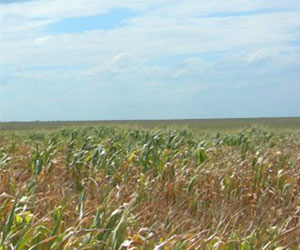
[{"xmin": 0, "ymin": 119, "xmax": 300, "ymax": 249}]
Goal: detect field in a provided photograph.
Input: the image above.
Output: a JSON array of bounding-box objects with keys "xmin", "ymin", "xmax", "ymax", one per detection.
[
  {"xmin": 1, "ymin": 117, "xmax": 300, "ymax": 131},
  {"xmin": 0, "ymin": 118, "xmax": 300, "ymax": 249}
]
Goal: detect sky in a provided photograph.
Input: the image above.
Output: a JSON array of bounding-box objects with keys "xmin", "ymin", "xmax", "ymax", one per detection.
[{"xmin": 0, "ymin": 0, "xmax": 299, "ymax": 121}]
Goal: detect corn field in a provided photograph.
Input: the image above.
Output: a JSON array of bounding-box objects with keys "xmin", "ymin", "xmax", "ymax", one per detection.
[{"xmin": 0, "ymin": 126, "xmax": 300, "ymax": 249}]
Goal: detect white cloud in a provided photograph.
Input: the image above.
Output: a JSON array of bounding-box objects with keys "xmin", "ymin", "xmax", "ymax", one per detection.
[
  {"xmin": 109, "ymin": 53, "xmax": 133, "ymax": 72},
  {"xmin": 150, "ymin": 0, "xmax": 300, "ymax": 18},
  {"xmin": 35, "ymin": 36, "xmax": 52, "ymax": 45},
  {"xmin": 0, "ymin": 0, "xmax": 163, "ymax": 36},
  {"xmin": 1, "ymin": 9, "xmax": 299, "ymax": 69},
  {"xmin": 173, "ymin": 57, "xmax": 211, "ymax": 78},
  {"xmin": 1, "ymin": 0, "xmax": 299, "ymax": 101},
  {"xmin": 0, "ymin": 0, "xmax": 152, "ymax": 20},
  {"xmin": 1, "ymin": 0, "xmax": 299, "ymax": 22}
]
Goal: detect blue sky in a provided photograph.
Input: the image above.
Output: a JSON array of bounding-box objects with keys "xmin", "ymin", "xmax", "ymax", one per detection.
[{"xmin": 0, "ymin": 0, "xmax": 299, "ymax": 121}]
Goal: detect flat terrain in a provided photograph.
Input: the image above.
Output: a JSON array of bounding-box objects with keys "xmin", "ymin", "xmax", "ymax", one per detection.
[
  {"xmin": 0, "ymin": 120, "xmax": 300, "ymax": 249},
  {"xmin": 1, "ymin": 117, "xmax": 299, "ymax": 131}
]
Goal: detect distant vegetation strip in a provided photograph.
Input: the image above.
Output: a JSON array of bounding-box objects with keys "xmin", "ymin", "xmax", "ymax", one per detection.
[{"xmin": 0, "ymin": 117, "xmax": 299, "ymax": 130}]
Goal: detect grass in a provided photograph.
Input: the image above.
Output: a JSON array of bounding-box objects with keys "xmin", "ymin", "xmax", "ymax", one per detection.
[{"xmin": 0, "ymin": 123, "xmax": 300, "ymax": 249}]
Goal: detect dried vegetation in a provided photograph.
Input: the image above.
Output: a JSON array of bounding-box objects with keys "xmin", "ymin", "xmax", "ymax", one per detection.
[{"xmin": 0, "ymin": 126, "xmax": 300, "ymax": 249}]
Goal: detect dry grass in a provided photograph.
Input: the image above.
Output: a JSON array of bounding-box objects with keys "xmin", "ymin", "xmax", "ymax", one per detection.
[{"xmin": 0, "ymin": 126, "xmax": 300, "ymax": 249}]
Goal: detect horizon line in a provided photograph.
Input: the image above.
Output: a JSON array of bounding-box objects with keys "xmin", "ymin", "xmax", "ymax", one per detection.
[{"xmin": 1, "ymin": 116, "xmax": 299, "ymax": 123}]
